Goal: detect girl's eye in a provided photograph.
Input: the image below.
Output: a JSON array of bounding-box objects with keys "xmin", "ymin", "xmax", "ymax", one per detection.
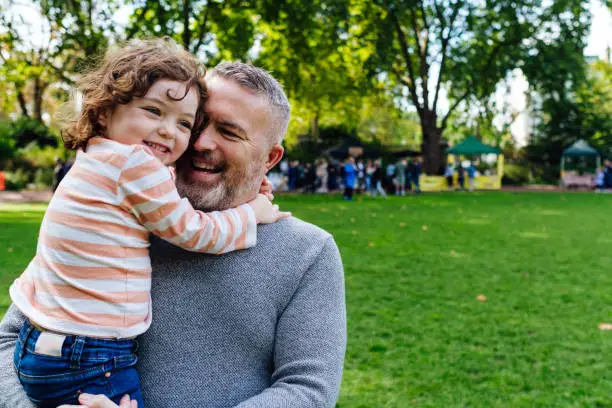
[
  {"xmin": 179, "ymin": 120, "xmax": 192, "ymax": 130},
  {"xmin": 143, "ymin": 107, "xmax": 161, "ymax": 115}
]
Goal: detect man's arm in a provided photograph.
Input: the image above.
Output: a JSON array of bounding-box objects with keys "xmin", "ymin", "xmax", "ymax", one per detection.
[
  {"xmin": 0, "ymin": 304, "xmax": 35, "ymax": 408},
  {"xmin": 235, "ymin": 236, "xmax": 347, "ymax": 408}
]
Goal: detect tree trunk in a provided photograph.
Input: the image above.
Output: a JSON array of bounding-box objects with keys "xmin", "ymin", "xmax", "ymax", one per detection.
[
  {"xmin": 182, "ymin": 0, "xmax": 192, "ymax": 50},
  {"xmin": 311, "ymin": 113, "xmax": 320, "ymax": 140},
  {"xmin": 33, "ymin": 78, "xmax": 46, "ymax": 122},
  {"xmin": 17, "ymin": 90, "xmax": 29, "ymax": 118},
  {"xmin": 420, "ymin": 111, "xmax": 444, "ymax": 174}
]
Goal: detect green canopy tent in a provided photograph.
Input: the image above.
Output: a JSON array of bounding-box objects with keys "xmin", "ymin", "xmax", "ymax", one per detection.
[
  {"xmin": 443, "ymin": 136, "xmax": 504, "ymax": 190},
  {"xmin": 560, "ymin": 140, "xmax": 600, "ymax": 187},
  {"xmin": 446, "ymin": 136, "xmax": 502, "ymax": 155}
]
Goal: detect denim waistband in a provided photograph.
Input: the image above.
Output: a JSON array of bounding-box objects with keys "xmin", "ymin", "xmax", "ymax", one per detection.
[{"xmin": 20, "ymin": 319, "xmax": 138, "ymax": 365}]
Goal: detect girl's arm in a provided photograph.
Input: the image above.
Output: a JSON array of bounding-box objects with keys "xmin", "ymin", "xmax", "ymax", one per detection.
[{"xmin": 118, "ymin": 147, "xmax": 286, "ymax": 254}]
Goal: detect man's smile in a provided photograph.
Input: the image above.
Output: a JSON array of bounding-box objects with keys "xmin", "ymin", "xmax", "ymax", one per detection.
[{"xmin": 191, "ymin": 158, "xmax": 224, "ymax": 173}]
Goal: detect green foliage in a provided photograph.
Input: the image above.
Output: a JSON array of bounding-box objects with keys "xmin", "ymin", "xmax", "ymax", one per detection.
[
  {"xmin": 501, "ymin": 164, "xmax": 531, "ymax": 186},
  {"xmin": 10, "ymin": 117, "xmax": 58, "ymax": 149},
  {"xmin": 256, "ymin": 0, "xmax": 371, "ymax": 144},
  {"xmin": 0, "ymin": 120, "xmax": 17, "ymax": 168},
  {"xmin": 0, "ymin": 117, "xmax": 63, "ymax": 189},
  {"xmin": 125, "ymin": 0, "xmax": 256, "ymax": 62},
  {"xmin": 33, "ymin": 168, "xmax": 54, "ymax": 188},
  {"xmin": 17, "ymin": 143, "xmax": 64, "ymax": 168},
  {"xmin": 526, "ymin": 59, "xmax": 612, "ymax": 181},
  {"xmin": 3, "ymin": 169, "xmax": 30, "ymax": 191}
]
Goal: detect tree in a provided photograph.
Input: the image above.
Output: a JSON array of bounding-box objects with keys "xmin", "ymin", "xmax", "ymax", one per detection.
[
  {"xmin": 0, "ymin": 1, "xmax": 119, "ymax": 122},
  {"xmin": 525, "ymin": 58, "xmax": 612, "ymax": 181},
  {"xmin": 255, "ymin": 0, "xmax": 366, "ymax": 141},
  {"xmin": 124, "ymin": 0, "xmax": 257, "ymax": 62},
  {"xmin": 351, "ymin": 0, "xmax": 591, "ymax": 174}
]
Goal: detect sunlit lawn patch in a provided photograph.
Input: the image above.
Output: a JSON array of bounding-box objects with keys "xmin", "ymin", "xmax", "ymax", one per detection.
[{"xmin": 2, "ymin": 193, "xmax": 612, "ymax": 407}]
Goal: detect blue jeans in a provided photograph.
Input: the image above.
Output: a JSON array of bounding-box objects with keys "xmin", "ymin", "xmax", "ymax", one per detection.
[{"xmin": 14, "ymin": 320, "xmax": 143, "ymax": 408}]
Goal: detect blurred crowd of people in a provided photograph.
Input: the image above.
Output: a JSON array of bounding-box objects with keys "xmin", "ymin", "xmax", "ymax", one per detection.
[
  {"xmin": 444, "ymin": 162, "xmax": 478, "ymax": 191},
  {"xmin": 274, "ymin": 157, "xmax": 423, "ymax": 200}
]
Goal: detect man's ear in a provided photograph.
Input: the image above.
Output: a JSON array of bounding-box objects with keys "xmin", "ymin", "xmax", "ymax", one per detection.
[{"xmin": 265, "ymin": 144, "xmax": 284, "ymax": 172}]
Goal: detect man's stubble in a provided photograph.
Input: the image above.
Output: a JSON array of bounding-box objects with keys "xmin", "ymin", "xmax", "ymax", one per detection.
[{"xmin": 175, "ymin": 152, "xmax": 267, "ymax": 212}]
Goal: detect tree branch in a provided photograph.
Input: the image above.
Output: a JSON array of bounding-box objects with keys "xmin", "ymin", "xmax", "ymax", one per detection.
[
  {"xmin": 441, "ymin": 90, "xmax": 469, "ymax": 129},
  {"xmin": 409, "ymin": 7, "xmax": 430, "ymax": 109},
  {"xmin": 440, "ymin": 35, "xmax": 521, "ymax": 130},
  {"xmin": 433, "ymin": 0, "xmax": 461, "ymax": 113},
  {"xmin": 193, "ymin": 3, "xmax": 211, "ymax": 54},
  {"xmin": 389, "ymin": 7, "xmax": 422, "ymax": 114},
  {"xmin": 17, "ymin": 90, "xmax": 30, "ymax": 118},
  {"xmin": 182, "ymin": 0, "xmax": 192, "ymax": 51}
]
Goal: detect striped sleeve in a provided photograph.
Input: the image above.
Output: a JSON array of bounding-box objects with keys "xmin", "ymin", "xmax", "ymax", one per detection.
[{"xmin": 117, "ymin": 147, "xmax": 257, "ymax": 254}]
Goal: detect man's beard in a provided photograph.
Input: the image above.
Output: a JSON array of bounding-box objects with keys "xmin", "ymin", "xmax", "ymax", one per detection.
[{"xmin": 175, "ymin": 152, "xmax": 265, "ymax": 211}]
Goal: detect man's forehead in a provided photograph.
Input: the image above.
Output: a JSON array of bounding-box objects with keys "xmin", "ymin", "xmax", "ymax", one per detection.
[
  {"xmin": 205, "ymin": 77, "xmax": 270, "ymax": 127},
  {"xmin": 206, "ymin": 76, "xmax": 256, "ymax": 97}
]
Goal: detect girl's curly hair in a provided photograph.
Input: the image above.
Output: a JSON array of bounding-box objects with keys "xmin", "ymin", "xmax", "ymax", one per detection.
[{"xmin": 62, "ymin": 37, "xmax": 207, "ymax": 150}]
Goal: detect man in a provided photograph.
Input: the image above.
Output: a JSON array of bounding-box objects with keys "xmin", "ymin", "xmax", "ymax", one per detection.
[{"xmin": 0, "ymin": 62, "xmax": 346, "ymax": 407}]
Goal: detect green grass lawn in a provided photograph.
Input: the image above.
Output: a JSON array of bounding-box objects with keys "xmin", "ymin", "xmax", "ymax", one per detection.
[{"xmin": 2, "ymin": 193, "xmax": 612, "ymax": 407}]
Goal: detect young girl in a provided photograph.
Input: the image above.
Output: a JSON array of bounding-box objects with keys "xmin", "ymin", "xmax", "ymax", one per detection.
[{"xmin": 9, "ymin": 38, "xmax": 289, "ymax": 407}]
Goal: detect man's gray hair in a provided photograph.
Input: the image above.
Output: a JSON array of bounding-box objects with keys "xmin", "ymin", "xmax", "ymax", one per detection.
[{"xmin": 208, "ymin": 62, "xmax": 290, "ymax": 145}]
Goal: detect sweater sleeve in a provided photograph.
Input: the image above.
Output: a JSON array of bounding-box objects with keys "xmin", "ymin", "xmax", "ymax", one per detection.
[
  {"xmin": 0, "ymin": 305, "xmax": 36, "ymax": 408},
  {"xmin": 233, "ymin": 237, "xmax": 347, "ymax": 408},
  {"xmin": 118, "ymin": 147, "xmax": 257, "ymax": 254}
]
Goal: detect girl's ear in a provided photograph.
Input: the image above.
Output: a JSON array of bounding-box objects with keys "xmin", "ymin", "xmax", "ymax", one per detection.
[{"xmin": 98, "ymin": 110, "xmax": 109, "ymax": 128}]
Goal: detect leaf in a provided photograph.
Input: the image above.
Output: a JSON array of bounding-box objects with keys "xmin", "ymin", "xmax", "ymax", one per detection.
[{"xmin": 422, "ymin": 225, "xmax": 428, "ymax": 231}]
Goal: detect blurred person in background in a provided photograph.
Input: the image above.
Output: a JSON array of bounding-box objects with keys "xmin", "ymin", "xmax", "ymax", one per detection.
[
  {"xmin": 371, "ymin": 159, "xmax": 387, "ymax": 199},
  {"xmin": 445, "ymin": 163, "xmax": 454, "ymax": 190},
  {"xmin": 316, "ymin": 159, "xmax": 328, "ymax": 193},
  {"xmin": 395, "ymin": 158, "xmax": 407, "ymax": 196},
  {"xmin": 343, "ymin": 157, "xmax": 356, "ymax": 201}
]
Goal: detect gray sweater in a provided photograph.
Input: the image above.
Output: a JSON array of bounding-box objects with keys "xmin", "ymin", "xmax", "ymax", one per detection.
[{"xmin": 0, "ymin": 217, "xmax": 346, "ymax": 408}]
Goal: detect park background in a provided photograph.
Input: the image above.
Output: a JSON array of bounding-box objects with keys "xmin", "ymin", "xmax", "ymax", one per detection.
[{"xmin": 1, "ymin": 0, "xmax": 612, "ymax": 406}]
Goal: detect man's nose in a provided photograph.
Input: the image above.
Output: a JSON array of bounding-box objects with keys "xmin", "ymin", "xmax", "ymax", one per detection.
[{"xmin": 192, "ymin": 125, "xmax": 217, "ymax": 151}]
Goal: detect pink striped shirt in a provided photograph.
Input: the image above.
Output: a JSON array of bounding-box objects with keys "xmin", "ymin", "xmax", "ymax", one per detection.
[{"xmin": 10, "ymin": 137, "xmax": 257, "ymax": 339}]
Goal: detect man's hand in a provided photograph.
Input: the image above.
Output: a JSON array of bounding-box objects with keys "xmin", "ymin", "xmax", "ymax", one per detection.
[
  {"xmin": 248, "ymin": 194, "xmax": 291, "ymax": 224},
  {"xmin": 58, "ymin": 393, "xmax": 136, "ymax": 408},
  {"xmin": 259, "ymin": 177, "xmax": 274, "ymax": 201}
]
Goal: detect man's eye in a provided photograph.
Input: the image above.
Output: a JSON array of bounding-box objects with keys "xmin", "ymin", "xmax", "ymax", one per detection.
[
  {"xmin": 143, "ymin": 107, "xmax": 161, "ymax": 115},
  {"xmin": 220, "ymin": 128, "xmax": 238, "ymax": 138}
]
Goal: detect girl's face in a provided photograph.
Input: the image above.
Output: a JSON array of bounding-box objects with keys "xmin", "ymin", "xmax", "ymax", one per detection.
[{"xmin": 100, "ymin": 79, "xmax": 199, "ymax": 165}]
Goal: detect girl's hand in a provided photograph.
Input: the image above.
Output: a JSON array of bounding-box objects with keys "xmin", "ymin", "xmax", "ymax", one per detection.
[
  {"xmin": 259, "ymin": 177, "xmax": 274, "ymax": 201},
  {"xmin": 248, "ymin": 194, "xmax": 291, "ymax": 224},
  {"xmin": 58, "ymin": 393, "xmax": 136, "ymax": 408}
]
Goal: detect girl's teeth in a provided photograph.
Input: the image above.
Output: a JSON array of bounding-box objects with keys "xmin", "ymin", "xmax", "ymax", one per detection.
[{"xmin": 145, "ymin": 142, "xmax": 168, "ymax": 152}]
